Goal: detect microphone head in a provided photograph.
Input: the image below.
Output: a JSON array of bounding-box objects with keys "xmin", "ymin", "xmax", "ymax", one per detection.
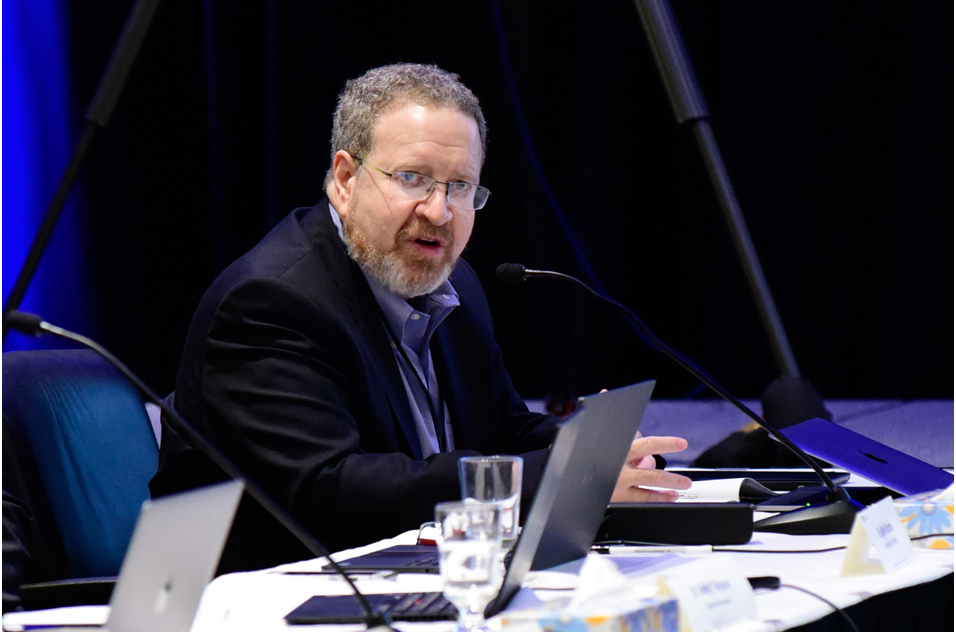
[
  {"xmin": 5, "ymin": 310, "xmax": 44, "ymax": 336},
  {"xmin": 495, "ymin": 263, "xmax": 528, "ymax": 283}
]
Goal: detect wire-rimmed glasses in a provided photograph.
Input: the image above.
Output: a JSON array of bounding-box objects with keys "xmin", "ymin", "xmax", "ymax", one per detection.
[{"xmin": 356, "ymin": 157, "xmax": 491, "ymax": 211}]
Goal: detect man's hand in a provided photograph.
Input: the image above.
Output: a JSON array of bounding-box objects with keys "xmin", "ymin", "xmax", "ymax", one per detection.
[{"xmin": 610, "ymin": 435, "xmax": 692, "ymax": 503}]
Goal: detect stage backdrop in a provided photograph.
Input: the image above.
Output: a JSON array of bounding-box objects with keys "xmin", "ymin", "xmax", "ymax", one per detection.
[{"xmin": 4, "ymin": 1, "xmax": 952, "ymax": 408}]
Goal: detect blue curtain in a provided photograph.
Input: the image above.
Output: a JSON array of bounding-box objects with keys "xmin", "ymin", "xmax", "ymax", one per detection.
[{"xmin": 2, "ymin": 0, "xmax": 94, "ymax": 350}]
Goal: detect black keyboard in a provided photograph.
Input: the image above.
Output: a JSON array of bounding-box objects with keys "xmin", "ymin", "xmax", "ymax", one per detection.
[{"xmin": 285, "ymin": 592, "xmax": 458, "ymax": 624}]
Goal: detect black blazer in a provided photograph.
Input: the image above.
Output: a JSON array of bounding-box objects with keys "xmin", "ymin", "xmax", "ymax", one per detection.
[{"xmin": 150, "ymin": 200, "xmax": 559, "ymax": 571}]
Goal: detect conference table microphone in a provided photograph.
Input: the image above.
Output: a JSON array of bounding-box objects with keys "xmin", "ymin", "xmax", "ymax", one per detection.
[
  {"xmin": 5, "ymin": 310, "xmax": 398, "ymax": 632},
  {"xmin": 494, "ymin": 263, "xmax": 862, "ymax": 535}
]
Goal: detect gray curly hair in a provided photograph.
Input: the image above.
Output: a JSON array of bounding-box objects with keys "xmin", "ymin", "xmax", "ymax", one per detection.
[{"xmin": 324, "ymin": 63, "xmax": 487, "ymax": 188}]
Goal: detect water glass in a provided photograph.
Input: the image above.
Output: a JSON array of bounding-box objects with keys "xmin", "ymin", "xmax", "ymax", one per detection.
[
  {"xmin": 435, "ymin": 501, "xmax": 501, "ymax": 632},
  {"xmin": 459, "ymin": 455, "xmax": 523, "ymax": 553}
]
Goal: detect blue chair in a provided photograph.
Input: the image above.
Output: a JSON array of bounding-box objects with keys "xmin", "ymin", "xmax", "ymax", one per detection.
[{"xmin": 2, "ymin": 349, "xmax": 159, "ymax": 610}]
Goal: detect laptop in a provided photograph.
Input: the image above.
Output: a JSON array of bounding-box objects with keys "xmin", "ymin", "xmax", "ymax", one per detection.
[
  {"xmin": 780, "ymin": 417, "xmax": 954, "ymax": 496},
  {"xmin": 285, "ymin": 379, "xmax": 656, "ymax": 624},
  {"xmin": 5, "ymin": 480, "xmax": 244, "ymax": 632}
]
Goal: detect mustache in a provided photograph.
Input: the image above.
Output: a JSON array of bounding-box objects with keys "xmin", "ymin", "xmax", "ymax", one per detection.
[{"xmin": 400, "ymin": 220, "xmax": 452, "ymax": 244}]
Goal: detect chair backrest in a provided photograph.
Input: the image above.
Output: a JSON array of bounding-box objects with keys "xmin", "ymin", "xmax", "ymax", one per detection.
[{"xmin": 2, "ymin": 349, "xmax": 159, "ymax": 579}]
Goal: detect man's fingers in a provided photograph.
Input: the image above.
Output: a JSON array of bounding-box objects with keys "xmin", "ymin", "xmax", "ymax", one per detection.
[
  {"xmin": 632, "ymin": 454, "xmax": 657, "ymax": 470},
  {"xmin": 611, "ymin": 484, "xmax": 681, "ymax": 504},
  {"xmin": 626, "ymin": 436, "xmax": 688, "ymax": 463},
  {"xmin": 618, "ymin": 466, "xmax": 692, "ymax": 492},
  {"xmin": 614, "ymin": 435, "xmax": 692, "ymax": 503}
]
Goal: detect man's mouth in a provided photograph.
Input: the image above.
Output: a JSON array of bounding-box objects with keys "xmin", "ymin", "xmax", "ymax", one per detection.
[
  {"xmin": 400, "ymin": 221, "xmax": 452, "ymax": 258},
  {"xmin": 414, "ymin": 237, "xmax": 443, "ymax": 249}
]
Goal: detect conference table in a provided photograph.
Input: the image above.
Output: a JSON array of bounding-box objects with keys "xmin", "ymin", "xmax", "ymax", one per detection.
[
  {"xmin": 180, "ymin": 398, "xmax": 955, "ymax": 631},
  {"xmin": 186, "ymin": 514, "xmax": 952, "ymax": 631},
  {"xmin": 2, "ymin": 480, "xmax": 952, "ymax": 631}
]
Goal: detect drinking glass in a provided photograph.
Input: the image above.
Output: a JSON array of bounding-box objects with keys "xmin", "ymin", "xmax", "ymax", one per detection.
[
  {"xmin": 435, "ymin": 501, "xmax": 502, "ymax": 632},
  {"xmin": 459, "ymin": 455, "xmax": 523, "ymax": 554}
]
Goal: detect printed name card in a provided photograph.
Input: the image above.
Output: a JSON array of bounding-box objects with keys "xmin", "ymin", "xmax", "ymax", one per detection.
[
  {"xmin": 658, "ymin": 557, "xmax": 757, "ymax": 632},
  {"xmin": 840, "ymin": 495, "xmax": 915, "ymax": 577}
]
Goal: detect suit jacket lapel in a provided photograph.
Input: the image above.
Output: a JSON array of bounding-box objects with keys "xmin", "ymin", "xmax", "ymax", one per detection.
[
  {"xmin": 304, "ymin": 202, "xmax": 424, "ymax": 460},
  {"xmin": 432, "ymin": 318, "xmax": 492, "ymax": 454}
]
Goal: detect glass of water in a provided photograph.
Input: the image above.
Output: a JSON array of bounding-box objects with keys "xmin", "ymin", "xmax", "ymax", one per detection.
[
  {"xmin": 435, "ymin": 501, "xmax": 501, "ymax": 632},
  {"xmin": 459, "ymin": 455, "xmax": 523, "ymax": 556}
]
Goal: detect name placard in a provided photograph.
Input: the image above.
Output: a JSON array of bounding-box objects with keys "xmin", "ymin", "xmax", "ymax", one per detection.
[
  {"xmin": 658, "ymin": 557, "xmax": 756, "ymax": 632},
  {"xmin": 841, "ymin": 495, "xmax": 915, "ymax": 577}
]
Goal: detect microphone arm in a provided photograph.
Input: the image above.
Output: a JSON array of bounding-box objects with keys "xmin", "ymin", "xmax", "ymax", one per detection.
[
  {"xmin": 3, "ymin": 0, "xmax": 161, "ymax": 341},
  {"xmin": 5, "ymin": 311, "xmax": 395, "ymax": 631},
  {"xmin": 497, "ymin": 264, "xmax": 860, "ymax": 534}
]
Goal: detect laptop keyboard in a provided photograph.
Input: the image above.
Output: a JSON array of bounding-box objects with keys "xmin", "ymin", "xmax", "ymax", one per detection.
[
  {"xmin": 373, "ymin": 592, "xmax": 458, "ymax": 620},
  {"xmin": 285, "ymin": 592, "xmax": 458, "ymax": 624}
]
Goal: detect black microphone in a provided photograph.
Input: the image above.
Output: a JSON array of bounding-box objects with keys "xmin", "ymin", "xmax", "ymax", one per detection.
[
  {"xmin": 495, "ymin": 264, "xmax": 861, "ymax": 535},
  {"xmin": 4, "ymin": 311, "xmax": 45, "ymax": 336},
  {"xmin": 5, "ymin": 311, "xmax": 397, "ymax": 631}
]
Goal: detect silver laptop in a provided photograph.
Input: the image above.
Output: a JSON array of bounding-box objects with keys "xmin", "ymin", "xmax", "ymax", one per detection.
[
  {"xmin": 493, "ymin": 379, "xmax": 655, "ymax": 611},
  {"xmin": 12, "ymin": 480, "xmax": 243, "ymax": 632}
]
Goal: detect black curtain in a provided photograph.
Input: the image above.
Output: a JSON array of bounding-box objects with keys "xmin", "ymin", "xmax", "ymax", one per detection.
[{"xmin": 50, "ymin": 0, "xmax": 952, "ymax": 402}]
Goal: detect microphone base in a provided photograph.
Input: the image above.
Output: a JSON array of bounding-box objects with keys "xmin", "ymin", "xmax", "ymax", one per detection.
[
  {"xmin": 753, "ymin": 499, "xmax": 862, "ymax": 535},
  {"xmin": 761, "ymin": 375, "xmax": 832, "ymax": 429}
]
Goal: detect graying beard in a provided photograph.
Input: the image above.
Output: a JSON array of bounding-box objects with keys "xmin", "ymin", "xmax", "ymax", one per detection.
[{"xmin": 344, "ymin": 231, "xmax": 451, "ymax": 299}]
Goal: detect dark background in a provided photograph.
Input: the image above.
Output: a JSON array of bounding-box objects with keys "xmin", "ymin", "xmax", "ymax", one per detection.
[{"xmin": 7, "ymin": 0, "xmax": 953, "ymax": 406}]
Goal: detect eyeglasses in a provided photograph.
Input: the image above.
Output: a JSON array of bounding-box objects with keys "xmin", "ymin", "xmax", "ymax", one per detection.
[{"xmin": 356, "ymin": 157, "xmax": 490, "ymax": 211}]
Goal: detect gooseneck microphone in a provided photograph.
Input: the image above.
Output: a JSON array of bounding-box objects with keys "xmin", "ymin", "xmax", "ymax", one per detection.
[
  {"xmin": 5, "ymin": 311, "xmax": 396, "ymax": 632},
  {"xmin": 495, "ymin": 263, "xmax": 861, "ymax": 534}
]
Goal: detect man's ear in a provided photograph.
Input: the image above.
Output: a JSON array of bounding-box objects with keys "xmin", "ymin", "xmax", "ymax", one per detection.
[{"xmin": 328, "ymin": 150, "xmax": 359, "ymax": 211}]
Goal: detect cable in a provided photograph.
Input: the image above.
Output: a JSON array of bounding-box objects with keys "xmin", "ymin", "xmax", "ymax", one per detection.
[{"xmin": 781, "ymin": 583, "xmax": 861, "ymax": 632}]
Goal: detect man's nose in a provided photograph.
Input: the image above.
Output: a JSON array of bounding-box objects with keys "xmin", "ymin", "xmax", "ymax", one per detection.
[{"xmin": 415, "ymin": 184, "xmax": 453, "ymax": 225}]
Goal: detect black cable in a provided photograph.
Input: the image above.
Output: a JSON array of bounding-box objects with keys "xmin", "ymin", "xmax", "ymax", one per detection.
[{"xmin": 781, "ymin": 583, "xmax": 861, "ymax": 632}]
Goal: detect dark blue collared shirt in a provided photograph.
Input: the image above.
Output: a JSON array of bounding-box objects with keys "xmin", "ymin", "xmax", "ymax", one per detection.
[{"xmin": 329, "ymin": 205, "xmax": 458, "ymax": 457}]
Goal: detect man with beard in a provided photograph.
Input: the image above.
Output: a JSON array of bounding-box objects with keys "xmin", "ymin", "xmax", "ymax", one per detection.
[{"xmin": 150, "ymin": 63, "xmax": 691, "ymax": 572}]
